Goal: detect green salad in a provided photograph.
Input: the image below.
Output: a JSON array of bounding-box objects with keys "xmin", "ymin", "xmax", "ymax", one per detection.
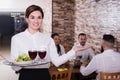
[{"xmin": 16, "ymin": 53, "xmax": 31, "ymax": 62}]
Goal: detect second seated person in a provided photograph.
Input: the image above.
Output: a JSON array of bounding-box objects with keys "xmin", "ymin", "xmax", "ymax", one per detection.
[
  {"xmin": 72, "ymin": 33, "xmax": 95, "ymax": 62},
  {"xmin": 80, "ymin": 34, "xmax": 120, "ymax": 80},
  {"xmin": 51, "ymin": 33, "xmax": 65, "ymax": 56},
  {"xmin": 10, "ymin": 5, "xmax": 90, "ymax": 80}
]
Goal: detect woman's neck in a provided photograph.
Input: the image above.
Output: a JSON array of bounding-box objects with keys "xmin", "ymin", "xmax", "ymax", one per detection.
[{"xmin": 28, "ymin": 28, "xmax": 39, "ymax": 34}]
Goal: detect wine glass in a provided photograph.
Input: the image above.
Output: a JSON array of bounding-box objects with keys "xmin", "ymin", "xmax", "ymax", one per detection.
[
  {"xmin": 28, "ymin": 50, "xmax": 37, "ymax": 63},
  {"xmin": 79, "ymin": 55, "xmax": 82, "ymax": 62},
  {"xmin": 38, "ymin": 47, "xmax": 46, "ymax": 62},
  {"xmin": 74, "ymin": 55, "xmax": 82, "ymax": 68},
  {"xmin": 79, "ymin": 56, "xmax": 82, "ymax": 59}
]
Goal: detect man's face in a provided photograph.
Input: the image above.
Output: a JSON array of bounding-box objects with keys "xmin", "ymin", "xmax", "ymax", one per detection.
[{"xmin": 79, "ymin": 35, "xmax": 87, "ymax": 46}]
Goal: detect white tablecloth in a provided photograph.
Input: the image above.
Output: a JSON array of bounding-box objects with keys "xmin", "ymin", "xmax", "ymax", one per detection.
[{"xmin": 0, "ymin": 60, "xmax": 19, "ymax": 80}]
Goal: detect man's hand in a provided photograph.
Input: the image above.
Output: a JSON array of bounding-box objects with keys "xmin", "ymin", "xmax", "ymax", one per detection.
[{"xmin": 81, "ymin": 63, "xmax": 87, "ymax": 67}]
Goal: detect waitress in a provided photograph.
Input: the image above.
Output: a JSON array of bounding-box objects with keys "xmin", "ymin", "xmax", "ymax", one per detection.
[{"xmin": 10, "ymin": 5, "xmax": 90, "ymax": 80}]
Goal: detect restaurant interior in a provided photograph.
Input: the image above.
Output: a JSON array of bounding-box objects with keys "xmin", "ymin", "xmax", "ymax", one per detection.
[{"xmin": 0, "ymin": 0, "xmax": 120, "ymax": 80}]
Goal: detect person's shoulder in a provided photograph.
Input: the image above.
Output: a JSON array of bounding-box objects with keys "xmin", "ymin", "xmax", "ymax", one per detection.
[
  {"xmin": 114, "ymin": 50, "xmax": 120, "ymax": 54},
  {"xmin": 113, "ymin": 51, "xmax": 120, "ymax": 56},
  {"xmin": 40, "ymin": 33, "xmax": 51, "ymax": 38},
  {"xmin": 12, "ymin": 32, "xmax": 25, "ymax": 39},
  {"xmin": 95, "ymin": 53, "xmax": 103, "ymax": 57},
  {"xmin": 93, "ymin": 52, "xmax": 107, "ymax": 60},
  {"xmin": 74, "ymin": 42, "xmax": 80, "ymax": 46},
  {"xmin": 90, "ymin": 53, "xmax": 103, "ymax": 63},
  {"xmin": 40, "ymin": 33, "xmax": 53, "ymax": 41}
]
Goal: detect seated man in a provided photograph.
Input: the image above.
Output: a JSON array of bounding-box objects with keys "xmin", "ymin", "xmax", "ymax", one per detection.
[
  {"xmin": 80, "ymin": 34, "xmax": 120, "ymax": 80},
  {"xmin": 51, "ymin": 33, "xmax": 65, "ymax": 56},
  {"xmin": 72, "ymin": 33, "xmax": 95, "ymax": 62}
]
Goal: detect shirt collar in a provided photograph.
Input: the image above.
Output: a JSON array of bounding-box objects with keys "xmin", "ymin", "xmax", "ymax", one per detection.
[
  {"xmin": 78, "ymin": 43, "xmax": 87, "ymax": 47},
  {"xmin": 103, "ymin": 49, "xmax": 114, "ymax": 54},
  {"xmin": 25, "ymin": 29, "xmax": 40, "ymax": 37}
]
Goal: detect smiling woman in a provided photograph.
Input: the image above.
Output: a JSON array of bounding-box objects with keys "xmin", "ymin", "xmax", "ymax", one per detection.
[
  {"xmin": 10, "ymin": 5, "xmax": 51, "ymax": 80},
  {"xmin": 0, "ymin": 0, "xmax": 52, "ymax": 57}
]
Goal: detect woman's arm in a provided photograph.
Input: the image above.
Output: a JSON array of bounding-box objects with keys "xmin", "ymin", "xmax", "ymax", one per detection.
[{"xmin": 49, "ymin": 38, "xmax": 91, "ymax": 67}]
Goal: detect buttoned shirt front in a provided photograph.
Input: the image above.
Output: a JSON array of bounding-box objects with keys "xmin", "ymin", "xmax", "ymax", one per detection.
[{"xmin": 80, "ymin": 49, "xmax": 120, "ymax": 80}]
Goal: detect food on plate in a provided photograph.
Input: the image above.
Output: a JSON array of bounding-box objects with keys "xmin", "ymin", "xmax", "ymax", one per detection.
[
  {"xmin": 15, "ymin": 53, "xmax": 31, "ymax": 62},
  {"xmin": 57, "ymin": 68, "xmax": 68, "ymax": 71},
  {"xmin": 81, "ymin": 60, "xmax": 90, "ymax": 64}
]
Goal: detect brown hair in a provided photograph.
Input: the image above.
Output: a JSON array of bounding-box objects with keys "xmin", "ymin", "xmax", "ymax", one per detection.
[
  {"xmin": 78, "ymin": 33, "xmax": 86, "ymax": 38},
  {"xmin": 25, "ymin": 5, "xmax": 44, "ymax": 18},
  {"xmin": 51, "ymin": 33, "xmax": 59, "ymax": 39}
]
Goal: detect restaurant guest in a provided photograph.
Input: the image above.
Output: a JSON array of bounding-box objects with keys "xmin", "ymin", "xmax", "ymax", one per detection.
[
  {"xmin": 80, "ymin": 34, "xmax": 120, "ymax": 80},
  {"xmin": 72, "ymin": 33, "xmax": 95, "ymax": 61},
  {"xmin": 51, "ymin": 33, "xmax": 65, "ymax": 56},
  {"xmin": 10, "ymin": 5, "xmax": 90, "ymax": 80}
]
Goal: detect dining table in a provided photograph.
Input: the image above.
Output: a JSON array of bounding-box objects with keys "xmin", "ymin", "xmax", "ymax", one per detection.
[
  {"xmin": 71, "ymin": 67, "xmax": 97, "ymax": 80},
  {"xmin": 70, "ymin": 60, "xmax": 97, "ymax": 80},
  {"xmin": 49, "ymin": 61, "xmax": 97, "ymax": 80}
]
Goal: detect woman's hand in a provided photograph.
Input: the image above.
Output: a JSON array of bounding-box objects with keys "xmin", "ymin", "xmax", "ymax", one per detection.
[{"xmin": 74, "ymin": 46, "xmax": 91, "ymax": 52}]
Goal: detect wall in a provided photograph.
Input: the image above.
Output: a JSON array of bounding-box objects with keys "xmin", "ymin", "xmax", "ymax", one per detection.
[
  {"xmin": 75, "ymin": 0, "xmax": 120, "ymax": 52},
  {"xmin": 52, "ymin": 0, "xmax": 75, "ymax": 52},
  {"xmin": 0, "ymin": 0, "xmax": 52, "ymax": 34}
]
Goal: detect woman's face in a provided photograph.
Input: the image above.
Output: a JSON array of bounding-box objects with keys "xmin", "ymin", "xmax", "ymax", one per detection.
[
  {"xmin": 53, "ymin": 36, "xmax": 60, "ymax": 45},
  {"xmin": 26, "ymin": 11, "xmax": 43, "ymax": 32}
]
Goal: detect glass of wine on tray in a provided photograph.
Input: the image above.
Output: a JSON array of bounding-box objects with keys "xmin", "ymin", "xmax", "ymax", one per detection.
[
  {"xmin": 38, "ymin": 47, "xmax": 46, "ymax": 63},
  {"xmin": 28, "ymin": 50, "xmax": 37, "ymax": 63}
]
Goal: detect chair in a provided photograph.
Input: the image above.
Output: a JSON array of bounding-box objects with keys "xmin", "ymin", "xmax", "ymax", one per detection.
[
  {"xmin": 100, "ymin": 72, "xmax": 120, "ymax": 80},
  {"xmin": 49, "ymin": 65, "xmax": 73, "ymax": 80}
]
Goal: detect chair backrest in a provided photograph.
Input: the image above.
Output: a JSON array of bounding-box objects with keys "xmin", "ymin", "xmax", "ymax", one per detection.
[
  {"xmin": 100, "ymin": 72, "xmax": 120, "ymax": 80},
  {"xmin": 49, "ymin": 66, "xmax": 73, "ymax": 80}
]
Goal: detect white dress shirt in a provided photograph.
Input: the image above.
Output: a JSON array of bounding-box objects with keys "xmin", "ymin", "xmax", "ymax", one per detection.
[
  {"xmin": 11, "ymin": 29, "xmax": 75, "ymax": 71},
  {"xmin": 80, "ymin": 49, "xmax": 120, "ymax": 80},
  {"xmin": 72, "ymin": 42, "xmax": 95, "ymax": 61}
]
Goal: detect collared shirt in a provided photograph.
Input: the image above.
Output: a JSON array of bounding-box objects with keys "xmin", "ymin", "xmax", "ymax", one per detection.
[
  {"xmin": 72, "ymin": 42, "xmax": 95, "ymax": 61},
  {"xmin": 80, "ymin": 49, "xmax": 120, "ymax": 80},
  {"xmin": 11, "ymin": 29, "xmax": 75, "ymax": 70}
]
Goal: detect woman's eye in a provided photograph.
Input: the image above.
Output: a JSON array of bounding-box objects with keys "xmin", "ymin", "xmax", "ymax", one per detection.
[
  {"xmin": 29, "ymin": 15, "xmax": 42, "ymax": 19},
  {"xmin": 30, "ymin": 16, "xmax": 35, "ymax": 19},
  {"xmin": 38, "ymin": 16, "xmax": 42, "ymax": 19}
]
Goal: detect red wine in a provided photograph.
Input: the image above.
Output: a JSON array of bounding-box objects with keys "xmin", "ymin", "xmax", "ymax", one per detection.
[
  {"xmin": 38, "ymin": 51, "xmax": 46, "ymax": 59},
  {"xmin": 79, "ymin": 56, "xmax": 82, "ymax": 59},
  {"xmin": 28, "ymin": 50, "xmax": 37, "ymax": 60}
]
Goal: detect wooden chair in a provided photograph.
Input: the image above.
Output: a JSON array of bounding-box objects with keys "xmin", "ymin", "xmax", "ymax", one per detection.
[
  {"xmin": 49, "ymin": 65, "xmax": 73, "ymax": 80},
  {"xmin": 100, "ymin": 72, "xmax": 120, "ymax": 80}
]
